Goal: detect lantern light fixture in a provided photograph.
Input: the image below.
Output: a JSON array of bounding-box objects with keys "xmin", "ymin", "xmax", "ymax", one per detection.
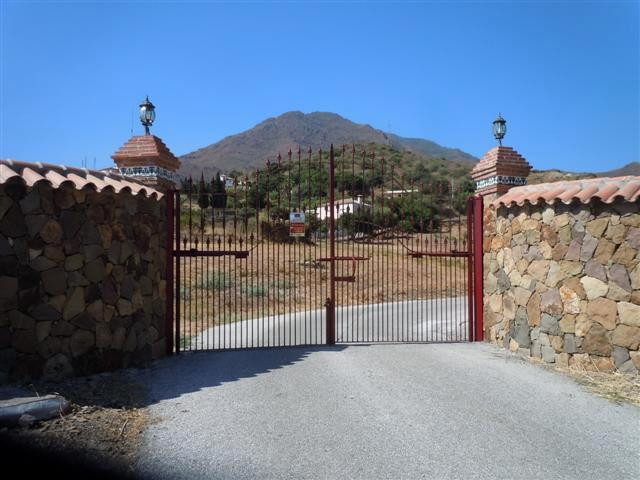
[
  {"xmin": 492, "ymin": 113, "xmax": 507, "ymax": 146},
  {"xmin": 139, "ymin": 96, "xmax": 156, "ymax": 135}
]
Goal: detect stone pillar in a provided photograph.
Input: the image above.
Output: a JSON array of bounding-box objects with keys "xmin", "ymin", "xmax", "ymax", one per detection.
[
  {"xmin": 111, "ymin": 135, "xmax": 181, "ymax": 192},
  {"xmin": 470, "ymin": 146, "xmax": 532, "ymax": 204},
  {"xmin": 470, "ymin": 145, "xmax": 531, "ymax": 341}
]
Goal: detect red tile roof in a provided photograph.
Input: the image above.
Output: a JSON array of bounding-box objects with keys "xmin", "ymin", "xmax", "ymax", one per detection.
[
  {"xmin": 494, "ymin": 176, "xmax": 640, "ymax": 207},
  {"xmin": 0, "ymin": 159, "xmax": 163, "ymax": 198}
]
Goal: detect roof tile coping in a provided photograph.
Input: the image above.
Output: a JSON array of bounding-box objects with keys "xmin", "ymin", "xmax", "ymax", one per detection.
[
  {"xmin": 493, "ymin": 175, "xmax": 640, "ymax": 208},
  {"xmin": 0, "ymin": 159, "xmax": 164, "ymax": 199}
]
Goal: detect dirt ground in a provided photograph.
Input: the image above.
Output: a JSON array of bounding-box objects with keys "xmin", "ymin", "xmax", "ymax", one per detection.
[{"xmin": 1, "ymin": 369, "xmax": 150, "ymax": 478}]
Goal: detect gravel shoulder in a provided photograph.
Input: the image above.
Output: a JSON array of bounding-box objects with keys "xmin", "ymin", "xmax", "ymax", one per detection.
[{"xmin": 134, "ymin": 342, "xmax": 640, "ymax": 480}]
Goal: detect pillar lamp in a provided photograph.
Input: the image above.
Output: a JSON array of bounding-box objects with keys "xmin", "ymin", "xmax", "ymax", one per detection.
[
  {"xmin": 140, "ymin": 96, "xmax": 156, "ymax": 135},
  {"xmin": 492, "ymin": 114, "xmax": 507, "ymax": 146}
]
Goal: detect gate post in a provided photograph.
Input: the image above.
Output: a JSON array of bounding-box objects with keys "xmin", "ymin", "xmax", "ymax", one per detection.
[
  {"xmin": 111, "ymin": 97, "xmax": 182, "ymax": 355},
  {"xmin": 470, "ymin": 119, "xmax": 531, "ymax": 343},
  {"xmin": 174, "ymin": 190, "xmax": 181, "ymax": 354},
  {"xmin": 166, "ymin": 189, "xmax": 175, "ymax": 354},
  {"xmin": 466, "ymin": 198, "xmax": 474, "ymax": 342},
  {"xmin": 472, "ymin": 195, "xmax": 484, "ymax": 342},
  {"xmin": 327, "ymin": 144, "xmax": 336, "ymax": 345}
]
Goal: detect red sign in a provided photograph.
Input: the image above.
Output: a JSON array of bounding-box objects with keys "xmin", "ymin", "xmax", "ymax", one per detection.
[{"xmin": 289, "ymin": 212, "xmax": 305, "ymax": 237}]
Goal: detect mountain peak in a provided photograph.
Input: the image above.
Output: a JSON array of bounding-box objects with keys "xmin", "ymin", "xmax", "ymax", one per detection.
[{"xmin": 179, "ymin": 111, "xmax": 478, "ymax": 177}]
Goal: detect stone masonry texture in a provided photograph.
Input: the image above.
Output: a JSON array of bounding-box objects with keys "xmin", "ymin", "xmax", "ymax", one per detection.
[
  {"xmin": 0, "ymin": 181, "xmax": 167, "ymax": 381},
  {"xmin": 484, "ymin": 199, "xmax": 640, "ymax": 373}
]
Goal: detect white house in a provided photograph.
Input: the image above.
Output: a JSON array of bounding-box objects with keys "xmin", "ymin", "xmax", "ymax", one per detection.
[
  {"xmin": 219, "ymin": 174, "xmax": 236, "ymax": 188},
  {"xmin": 382, "ymin": 189, "xmax": 418, "ymax": 198},
  {"xmin": 310, "ymin": 196, "xmax": 369, "ymax": 220}
]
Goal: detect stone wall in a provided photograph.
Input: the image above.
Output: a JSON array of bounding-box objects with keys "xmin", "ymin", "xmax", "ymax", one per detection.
[
  {"xmin": 484, "ymin": 199, "xmax": 640, "ymax": 373},
  {"xmin": 0, "ymin": 181, "xmax": 167, "ymax": 381}
]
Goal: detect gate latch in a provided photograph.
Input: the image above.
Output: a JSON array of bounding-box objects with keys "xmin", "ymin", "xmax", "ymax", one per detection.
[{"xmin": 316, "ymin": 256, "xmax": 369, "ymax": 282}]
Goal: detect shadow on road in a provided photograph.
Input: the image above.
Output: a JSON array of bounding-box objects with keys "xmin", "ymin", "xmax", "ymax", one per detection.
[{"xmin": 140, "ymin": 345, "xmax": 360, "ymax": 405}]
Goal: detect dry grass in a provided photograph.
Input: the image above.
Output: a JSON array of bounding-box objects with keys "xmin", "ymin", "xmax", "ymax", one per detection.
[
  {"xmin": 2, "ymin": 370, "xmax": 150, "ymax": 476},
  {"xmin": 555, "ymin": 364, "xmax": 640, "ymax": 407},
  {"xmin": 525, "ymin": 355, "xmax": 640, "ymax": 407}
]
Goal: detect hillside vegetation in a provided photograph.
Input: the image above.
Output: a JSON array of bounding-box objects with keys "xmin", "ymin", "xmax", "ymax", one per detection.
[
  {"xmin": 528, "ymin": 161, "xmax": 640, "ymax": 185},
  {"xmin": 180, "ymin": 142, "xmax": 474, "ymax": 238}
]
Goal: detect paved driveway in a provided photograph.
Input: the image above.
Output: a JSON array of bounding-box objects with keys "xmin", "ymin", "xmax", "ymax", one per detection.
[
  {"xmin": 134, "ymin": 343, "xmax": 639, "ymax": 479},
  {"xmin": 189, "ymin": 298, "xmax": 470, "ymax": 349}
]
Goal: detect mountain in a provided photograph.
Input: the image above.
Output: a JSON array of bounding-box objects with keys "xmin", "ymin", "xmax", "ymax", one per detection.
[
  {"xmin": 596, "ymin": 162, "xmax": 640, "ymax": 177},
  {"xmin": 386, "ymin": 134, "xmax": 476, "ymax": 165},
  {"xmin": 178, "ymin": 111, "xmax": 478, "ymax": 177},
  {"xmin": 528, "ymin": 162, "xmax": 640, "ymax": 185},
  {"xmin": 527, "ymin": 169, "xmax": 596, "ymax": 185}
]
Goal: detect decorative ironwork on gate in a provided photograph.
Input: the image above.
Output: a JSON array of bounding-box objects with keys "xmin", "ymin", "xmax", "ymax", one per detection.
[{"xmin": 166, "ymin": 145, "xmax": 484, "ymax": 352}]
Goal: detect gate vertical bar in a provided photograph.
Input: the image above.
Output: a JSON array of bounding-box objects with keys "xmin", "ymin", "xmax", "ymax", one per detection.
[
  {"xmin": 473, "ymin": 195, "xmax": 484, "ymax": 342},
  {"xmin": 327, "ymin": 144, "xmax": 336, "ymax": 345},
  {"xmin": 166, "ymin": 189, "xmax": 175, "ymax": 355},
  {"xmin": 174, "ymin": 189, "xmax": 181, "ymax": 354},
  {"xmin": 466, "ymin": 197, "xmax": 474, "ymax": 342}
]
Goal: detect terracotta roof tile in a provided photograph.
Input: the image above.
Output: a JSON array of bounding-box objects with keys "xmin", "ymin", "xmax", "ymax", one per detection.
[
  {"xmin": 0, "ymin": 159, "xmax": 163, "ymax": 199},
  {"xmin": 494, "ymin": 176, "xmax": 640, "ymax": 207}
]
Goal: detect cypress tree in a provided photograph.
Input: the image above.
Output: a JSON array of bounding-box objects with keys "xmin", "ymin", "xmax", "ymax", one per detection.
[
  {"xmin": 211, "ymin": 172, "xmax": 227, "ymax": 209},
  {"xmin": 197, "ymin": 173, "xmax": 210, "ymax": 210}
]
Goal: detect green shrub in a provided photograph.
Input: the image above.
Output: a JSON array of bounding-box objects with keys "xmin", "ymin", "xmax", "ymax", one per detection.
[
  {"xmin": 196, "ymin": 272, "xmax": 231, "ymax": 290},
  {"xmin": 260, "ymin": 220, "xmax": 293, "ymax": 243},
  {"xmin": 242, "ymin": 284, "xmax": 268, "ymax": 297}
]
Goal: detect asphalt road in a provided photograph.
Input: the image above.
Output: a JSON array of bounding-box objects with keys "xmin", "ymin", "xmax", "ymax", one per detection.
[
  {"xmin": 134, "ymin": 343, "xmax": 639, "ymax": 480},
  {"xmin": 189, "ymin": 298, "xmax": 469, "ymax": 349}
]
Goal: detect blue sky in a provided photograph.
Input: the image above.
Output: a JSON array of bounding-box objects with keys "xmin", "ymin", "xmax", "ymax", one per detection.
[{"xmin": 1, "ymin": 1, "xmax": 638, "ymax": 172}]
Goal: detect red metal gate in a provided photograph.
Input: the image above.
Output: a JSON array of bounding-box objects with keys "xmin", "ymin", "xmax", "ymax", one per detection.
[{"xmin": 166, "ymin": 145, "xmax": 483, "ymax": 353}]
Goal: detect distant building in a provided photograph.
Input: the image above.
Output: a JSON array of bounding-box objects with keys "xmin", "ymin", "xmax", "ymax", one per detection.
[
  {"xmin": 311, "ymin": 196, "xmax": 369, "ymax": 220},
  {"xmin": 382, "ymin": 189, "xmax": 418, "ymax": 198},
  {"xmin": 219, "ymin": 174, "xmax": 236, "ymax": 188}
]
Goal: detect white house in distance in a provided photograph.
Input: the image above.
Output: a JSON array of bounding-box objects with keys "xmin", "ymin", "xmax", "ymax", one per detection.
[
  {"xmin": 311, "ymin": 195, "xmax": 369, "ymax": 220},
  {"xmin": 382, "ymin": 188, "xmax": 418, "ymax": 198},
  {"xmin": 219, "ymin": 174, "xmax": 236, "ymax": 188}
]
